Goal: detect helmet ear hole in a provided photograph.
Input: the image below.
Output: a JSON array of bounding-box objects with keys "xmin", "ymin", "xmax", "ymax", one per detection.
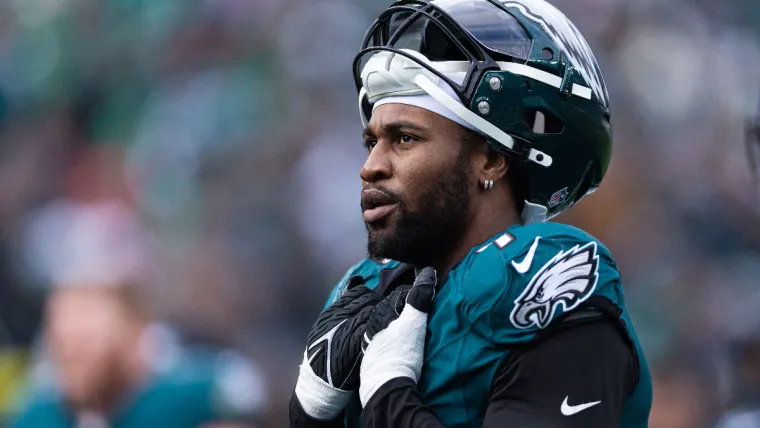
[{"xmin": 523, "ymin": 108, "xmax": 564, "ymax": 134}]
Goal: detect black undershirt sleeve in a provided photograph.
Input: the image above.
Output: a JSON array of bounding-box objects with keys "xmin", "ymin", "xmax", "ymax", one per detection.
[
  {"xmin": 482, "ymin": 314, "xmax": 637, "ymax": 428},
  {"xmin": 289, "ymin": 392, "xmax": 345, "ymax": 428},
  {"xmin": 360, "ymin": 377, "xmax": 444, "ymax": 428},
  {"xmin": 360, "ymin": 315, "xmax": 637, "ymax": 428}
]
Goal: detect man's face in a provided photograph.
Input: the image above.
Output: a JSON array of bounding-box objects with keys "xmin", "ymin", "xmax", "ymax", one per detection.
[
  {"xmin": 360, "ymin": 103, "xmax": 474, "ymax": 266},
  {"xmin": 45, "ymin": 288, "xmax": 133, "ymax": 408}
]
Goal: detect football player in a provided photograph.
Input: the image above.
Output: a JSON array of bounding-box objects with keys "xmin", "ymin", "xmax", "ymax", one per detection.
[{"xmin": 289, "ymin": 0, "xmax": 653, "ymax": 427}]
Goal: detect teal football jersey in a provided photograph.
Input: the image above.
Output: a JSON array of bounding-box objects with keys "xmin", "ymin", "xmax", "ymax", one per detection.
[{"xmin": 325, "ymin": 222, "xmax": 652, "ymax": 428}]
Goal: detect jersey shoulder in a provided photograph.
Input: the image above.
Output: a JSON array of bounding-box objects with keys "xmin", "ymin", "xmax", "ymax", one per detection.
[
  {"xmin": 488, "ymin": 222, "xmax": 616, "ymax": 261},
  {"xmin": 450, "ymin": 222, "xmax": 622, "ymax": 344},
  {"xmin": 323, "ymin": 258, "xmax": 402, "ymax": 308}
]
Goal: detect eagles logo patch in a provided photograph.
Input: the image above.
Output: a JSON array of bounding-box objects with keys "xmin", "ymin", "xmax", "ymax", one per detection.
[{"xmin": 510, "ymin": 241, "xmax": 599, "ymax": 329}]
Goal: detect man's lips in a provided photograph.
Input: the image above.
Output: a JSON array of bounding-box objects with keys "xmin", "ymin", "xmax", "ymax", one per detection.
[
  {"xmin": 361, "ymin": 189, "xmax": 398, "ymax": 223},
  {"xmin": 363, "ymin": 204, "xmax": 397, "ymax": 223}
]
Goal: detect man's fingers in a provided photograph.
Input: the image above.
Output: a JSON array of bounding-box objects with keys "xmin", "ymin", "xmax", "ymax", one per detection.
[
  {"xmin": 362, "ymin": 268, "xmax": 436, "ymax": 349},
  {"xmin": 406, "ymin": 267, "xmax": 437, "ymax": 314},
  {"xmin": 413, "ymin": 267, "xmax": 436, "ymax": 288},
  {"xmin": 364, "ymin": 295, "xmax": 397, "ymax": 343},
  {"xmin": 330, "ymin": 284, "xmax": 378, "ymax": 312}
]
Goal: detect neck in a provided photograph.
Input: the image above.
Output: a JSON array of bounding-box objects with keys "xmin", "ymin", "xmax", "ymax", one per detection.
[
  {"xmin": 428, "ymin": 199, "xmax": 521, "ymax": 279},
  {"xmin": 99, "ymin": 326, "xmax": 149, "ymax": 413}
]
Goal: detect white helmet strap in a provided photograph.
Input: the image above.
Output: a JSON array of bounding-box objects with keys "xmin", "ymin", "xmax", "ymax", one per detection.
[{"xmin": 359, "ymin": 50, "xmax": 552, "ymax": 168}]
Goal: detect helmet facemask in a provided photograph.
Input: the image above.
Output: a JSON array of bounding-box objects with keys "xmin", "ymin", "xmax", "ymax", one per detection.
[
  {"xmin": 354, "ymin": 0, "xmax": 553, "ymax": 169},
  {"xmin": 354, "ymin": 0, "xmax": 610, "ymax": 223}
]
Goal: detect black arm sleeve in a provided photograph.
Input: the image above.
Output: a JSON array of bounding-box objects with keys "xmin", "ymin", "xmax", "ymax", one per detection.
[
  {"xmin": 289, "ymin": 392, "xmax": 346, "ymax": 428},
  {"xmin": 482, "ymin": 315, "xmax": 638, "ymax": 428},
  {"xmin": 360, "ymin": 377, "xmax": 445, "ymax": 428},
  {"xmin": 361, "ymin": 314, "xmax": 637, "ymax": 428}
]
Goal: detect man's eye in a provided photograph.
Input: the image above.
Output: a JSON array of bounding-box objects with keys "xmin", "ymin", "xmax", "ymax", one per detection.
[
  {"xmin": 400, "ymin": 134, "xmax": 416, "ymax": 144},
  {"xmin": 364, "ymin": 140, "xmax": 377, "ymax": 151}
]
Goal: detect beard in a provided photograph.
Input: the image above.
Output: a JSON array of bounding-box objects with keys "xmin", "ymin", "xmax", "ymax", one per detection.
[{"xmin": 366, "ymin": 150, "xmax": 471, "ymax": 267}]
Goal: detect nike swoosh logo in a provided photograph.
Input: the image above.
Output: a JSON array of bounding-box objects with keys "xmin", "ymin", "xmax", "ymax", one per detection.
[
  {"xmin": 511, "ymin": 237, "xmax": 540, "ymax": 274},
  {"xmin": 307, "ymin": 319, "xmax": 348, "ymax": 386},
  {"xmin": 561, "ymin": 396, "xmax": 601, "ymax": 416}
]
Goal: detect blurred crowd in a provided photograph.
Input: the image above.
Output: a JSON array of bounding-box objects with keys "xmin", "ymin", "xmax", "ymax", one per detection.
[{"xmin": 0, "ymin": 0, "xmax": 757, "ymax": 427}]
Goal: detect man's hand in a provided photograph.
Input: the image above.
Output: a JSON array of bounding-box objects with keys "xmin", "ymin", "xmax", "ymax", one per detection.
[
  {"xmin": 294, "ymin": 276, "xmax": 380, "ymax": 420},
  {"xmin": 359, "ymin": 267, "xmax": 436, "ymax": 407}
]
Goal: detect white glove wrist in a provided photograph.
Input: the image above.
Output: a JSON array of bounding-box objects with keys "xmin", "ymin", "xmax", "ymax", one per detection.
[
  {"xmin": 359, "ymin": 305, "xmax": 428, "ymax": 407},
  {"xmin": 295, "ymin": 354, "xmax": 353, "ymax": 420}
]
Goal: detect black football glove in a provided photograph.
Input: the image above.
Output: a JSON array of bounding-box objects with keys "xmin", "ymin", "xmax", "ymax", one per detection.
[
  {"xmin": 294, "ymin": 276, "xmax": 380, "ymax": 420},
  {"xmin": 359, "ymin": 267, "xmax": 437, "ymax": 407}
]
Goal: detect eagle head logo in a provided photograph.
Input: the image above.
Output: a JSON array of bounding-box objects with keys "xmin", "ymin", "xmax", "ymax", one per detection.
[{"xmin": 510, "ymin": 241, "xmax": 599, "ymax": 330}]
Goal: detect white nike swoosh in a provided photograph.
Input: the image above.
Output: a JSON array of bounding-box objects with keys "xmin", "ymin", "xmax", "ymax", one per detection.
[
  {"xmin": 511, "ymin": 237, "xmax": 540, "ymax": 274},
  {"xmin": 307, "ymin": 319, "xmax": 348, "ymax": 385},
  {"xmin": 561, "ymin": 396, "xmax": 601, "ymax": 416}
]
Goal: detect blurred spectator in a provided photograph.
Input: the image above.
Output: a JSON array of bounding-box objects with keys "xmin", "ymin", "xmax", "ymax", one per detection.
[
  {"xmin": 14, "ymin": 283, "xmax": 267, "ymax": 427},
  {"xmin": 12, "ymin": 197, "xmax": 267, "ymax": 427}
]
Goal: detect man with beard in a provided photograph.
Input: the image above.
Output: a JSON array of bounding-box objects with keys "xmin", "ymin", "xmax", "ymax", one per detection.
[{"xmin": 289, "ymin": 0, "xmax": 652, "ymax": 427}]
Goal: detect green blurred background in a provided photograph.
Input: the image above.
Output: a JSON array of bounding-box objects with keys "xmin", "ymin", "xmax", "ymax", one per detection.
[{"xmin": 0, "ymin": 0, "xmax": 757, "ymax": 427}]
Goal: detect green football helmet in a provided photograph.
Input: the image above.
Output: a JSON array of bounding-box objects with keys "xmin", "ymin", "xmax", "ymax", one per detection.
[{"xmin": 353, "ymin": 0, "xmax": 612, "ymax": 222}]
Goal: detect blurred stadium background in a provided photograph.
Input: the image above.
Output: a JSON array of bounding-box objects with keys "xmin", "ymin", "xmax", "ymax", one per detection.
[{"xmin": 0, "ymin": 0, "xmax": 756, "ymax": 427}]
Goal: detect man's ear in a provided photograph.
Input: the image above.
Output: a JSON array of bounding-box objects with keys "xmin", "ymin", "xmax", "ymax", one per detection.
[
  {"xmin": 462, "ymin": 129, "xmax": 509, "ymax": 184},
  {"xmin": 483, "ymin": 148, "xmax": 509, "ymax": 182}
]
